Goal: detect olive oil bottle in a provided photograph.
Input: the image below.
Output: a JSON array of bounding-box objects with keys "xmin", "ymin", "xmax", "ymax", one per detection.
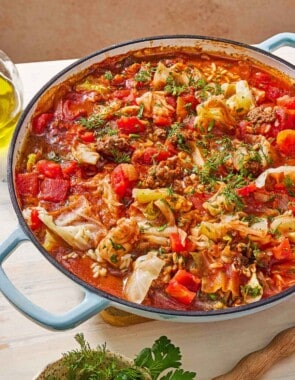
[{"xmin": 0, "ymin": 73, "xmax": 22, "ymax": 148}]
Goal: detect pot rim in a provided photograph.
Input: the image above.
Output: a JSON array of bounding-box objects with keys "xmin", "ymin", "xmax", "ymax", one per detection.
[{"xmin": 8, "ymin": 34, "xmax": 295, "ymax": 319}]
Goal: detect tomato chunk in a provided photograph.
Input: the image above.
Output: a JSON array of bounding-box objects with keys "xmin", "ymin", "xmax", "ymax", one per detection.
[
  {"xmin": 110, "ymin": 164, "xmax": 138, "ymax": 198},
  {"xmin": 39, "ymin": 178, "xmax": 70, "ymax": 202},
  {"xmin": 170, "ymin": 232, "xmax": 190, "ymax": 252},
  {"xmin": 31, "ymin": 113, "xmax": 54, "ymax": 134},
  {"xmin": 117, "ymin": 117, "xmax": 146, "ymax": 134},
  {"xmin": 272, "ymin": 238, "xmax": 292, "ymax": 260},
  {"xmin": 36, "ymin": 160, "xmax": 63, "ymax": 179},
  {"xmin": 276, "ymin": 129, "xmax": 295, "ymax": 155},
  {"xmin": 62, "ymin": 99, "xmax": 87, "ymax": 121},
  {"xmin": 236, "ymin": 182, "xmax": 257, "ymax": 197},
  {"xmin": 166, "ymin": 280, "xmax": 196, "ymax": 305},
  {"xmin": 16, "ymin": 173, "xmax": 39, "ymax": 196},
  {"xmin": 30, "ymin": 209, "xmax": 42, "ymax": 230},
  {"xmin": 136, "ymin": 147, "xmax": 172, "ymax": 165},
  {"xmin": 153, "ymin": 115, "xmax": 173, "ymax": 127},
  {"xmin": 61, "ymin": 160, "xmax": 80, "ymax": 178},
  {"xmin": 172, "ymin": 270, "xmax": 201, "ymax": 292},
  {"xmin": 277, "ymin": 95, "xmax": 295, "ymax": 109},
  {"xmin": 80, "ymin": 131, "xmax": 96, "ymax": 143}
]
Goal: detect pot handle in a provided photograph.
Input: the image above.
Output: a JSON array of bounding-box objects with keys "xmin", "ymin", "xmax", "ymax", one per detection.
[
  {"xmin": 0, "ymin": 226, "xmax": 109, "ymax": 330},
  {"xmin": 256, "ymin": 32, "xmax": 295, "ymax": 52}
]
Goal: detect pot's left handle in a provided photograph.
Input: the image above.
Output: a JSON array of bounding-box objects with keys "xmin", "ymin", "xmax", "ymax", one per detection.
[
  {"xmin": 256, "ymin": 32, "xmax": 295, "ymax": 52},
  {"xmin": 0, "ymin": 226, "xmax": 109, "ymax": 330}
]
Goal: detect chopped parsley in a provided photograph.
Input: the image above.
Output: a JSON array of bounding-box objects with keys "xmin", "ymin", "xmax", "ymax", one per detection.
[
  {"xmin": 109, "ymin": 149, "xmax": 131, "ymax": 163},
  {"xmin": 284, "ymin": 175, "xmax": 295, "ymax": 197},
  {"xmin": 164, "ymin": 74, "xmax": 187, "ymax": 96},
  {"xmin": 104, "ymin": 71, "xmax": 113, "ymax": 80},
  {"xmin": 168, "ymin": 123, "xmax": 191, "ymax": 153},
  {"xmin": 241, "ymin": 285, "xmax": 262, "ymax": 298},
  {"xmin": 78, "ymin": 115, "xmax": 106, "ymax": 130},
  {"xmin": 134, "ymin": 70, "xmax": 151, "ymax": 82},
  {"xmin": 109, "ymin": 238, "xmax": 126, "ymax": 251}
]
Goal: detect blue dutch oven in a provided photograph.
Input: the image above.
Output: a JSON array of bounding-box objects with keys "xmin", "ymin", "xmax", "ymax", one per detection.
[{"xmin": 1, "ymin": 33, "xmax": 295, "ymax": 330}]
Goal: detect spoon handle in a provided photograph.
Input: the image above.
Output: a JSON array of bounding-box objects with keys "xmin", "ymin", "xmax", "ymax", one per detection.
[{"xmin": 213, "ymin": 327, "xmax": 295, "ymax": 380}]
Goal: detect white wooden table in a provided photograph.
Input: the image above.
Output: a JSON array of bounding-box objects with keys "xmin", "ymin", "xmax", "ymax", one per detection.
[{"xmin": 0, "ymin": 47, "xmax": 295, "ymax": 380}]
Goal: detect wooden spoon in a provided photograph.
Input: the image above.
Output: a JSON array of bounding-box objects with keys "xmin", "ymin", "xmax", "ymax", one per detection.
[{"xmin": 213, "ymin": 326, "xmax": 295, "ymax": 380}]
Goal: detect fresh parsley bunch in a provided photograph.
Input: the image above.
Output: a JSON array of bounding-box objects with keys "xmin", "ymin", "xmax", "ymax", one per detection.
[{"xmin": 58, "ymin": 334, "xmax": 196, "ymax": 380}]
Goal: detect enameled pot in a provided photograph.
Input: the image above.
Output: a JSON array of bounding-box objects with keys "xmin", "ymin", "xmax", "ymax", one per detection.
[{"xmin": 1, "ymin": 33, "xmax": 295, "ymax": 330}]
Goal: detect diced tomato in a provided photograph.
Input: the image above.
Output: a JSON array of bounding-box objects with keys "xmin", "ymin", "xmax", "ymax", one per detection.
[
  {"xmin": 80, "ymin": 131, "xmax": 96, "ymax": 143},
  {"xmin": 165, "ymin": 280, "xmax": 196, "ymax": 305},
  {"xmin": 252, "ymin": 71, "xmax": 272, "ymax": 85},
  {"xmin": 39, "ymin": 178, "xmax": 70, "ymax": 202},
  {"xmin": 30, "ymin": 209, "xmax": 42, "ymax": 230},
  {"xmin": 153, "ymin": 115, "xmax": 173, "ymax": 127},
  {"xmin": 272, "ymin": 238, "xmax": 292, "ymax": 260},
  {"xmin": 136, "ymin": 147, "xmax": 172, "ymax": 165},
  {"xmin": 179, "ymin": 89, "xmax": 199, "ymax": 110},
  {"xmin": 277, "ymin": 95, "xmax": 295, "ymax": 109},
  {"xmin": 172, "ymin": 269, "xmax": 201, "ymax": 292},
  {"xmin": 110, "ymin": 164, "xmax": 138, "ymax": 198},
  {"xmin": 166, "ymin": 95, "xmax": 177, "ymax": 108},
  {"xmin": 31, "ymin": 113, "xmax": 54, "ymax": 135},
  {"xmin": 189, "ymin": 192, "xmax": 210, "ymax": 212},
  {"xmin": 117, "ymin": 117, "xmax": 146, "ymax": 134},
  {"xmin": 252, "ymin": 72, "xmax": 286, "ymax": 102},
  {"xmin": 236, "ymin": 182, "xmax": 257, "ymax": 197},
  {"xmin": 170, "ymin": 232, "xmax": 190, "ymax": 253},
  {"xmin": 113, "ymin": 89, "xmax": 131, "ymax": 99},
  {"xmin": 276, "ymin": 129, "xmax": 295, "ymax": 155},
  {"xmin": 36, "ymin": 160, "xmax": 63, "ymax": 179},
  {"xmin": 275, "ymin": 108, "xmax": 295, "ymax": 131},
  {"xmin": 62, "ymin": 99, "xmax": 87, "ymax": 121},
  {"xmin": 265, "ymin": 85, "xmax": 285, "ymax": 103},
  {"xmin": 61, "ymin": 160, "xmax": 80, "ymax": 178},
  {"xmin": 16, "ymin": 173, "xmax": 39, "ymax": 196}
]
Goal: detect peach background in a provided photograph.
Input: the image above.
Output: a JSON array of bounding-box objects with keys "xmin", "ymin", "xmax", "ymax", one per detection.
[{"xmin": 0, "ymin": 0, "xmax": 295, "ymax": 63}]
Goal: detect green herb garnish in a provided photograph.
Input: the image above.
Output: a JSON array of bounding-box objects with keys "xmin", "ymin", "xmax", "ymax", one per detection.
[
  {"xmin": 135, "ymin": 70, "xmax": 151, "ymax": 83},
  {"xmin": 104, "ymin": 71, "xmax": 113, "ymax": 80},
  {"xmin": 78, "ymin": 115, "xmax": 106, "ymax": 130},
  {"xmin": 109, "ymin": 149, "xmax": 131, "ymax": 163},
  {"xmin": 164, "ymin": 74, "xmax": 187, "ymax": 96},
  {"xmin": 241, "ymin": 285, "xmax": 261, "ymax": 298},
  {"xmin": 110, "ymin": 239, "xmax": 126, "ymax": 251},
  {"xmin": 58, "ymin": 334, "xmax": 196, "ymax": 380},
  {"xmin": 134, "ymin": 336, "xmax": 196, "ymax": 380}
]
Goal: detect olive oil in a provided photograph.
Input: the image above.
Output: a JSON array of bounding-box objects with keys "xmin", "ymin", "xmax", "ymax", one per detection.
[{"xmin": 0, "ymin": 73, "xmax": 22, "ymax": 148}]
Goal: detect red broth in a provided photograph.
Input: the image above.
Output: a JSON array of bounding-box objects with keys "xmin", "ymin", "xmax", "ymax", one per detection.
[{"xmin": 15, "ymin": 48, "xmax": 295, "ymax": 311}]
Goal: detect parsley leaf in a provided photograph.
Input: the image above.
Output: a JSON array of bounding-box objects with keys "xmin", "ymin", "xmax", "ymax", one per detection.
[{"xmin": 134, "ymin": 336, "xmax": 195, "ymax": 380}]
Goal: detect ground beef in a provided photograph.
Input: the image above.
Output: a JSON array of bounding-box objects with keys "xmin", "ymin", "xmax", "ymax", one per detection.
[
  {"xmin": 96, "ymin": 136, "xmax": 132, "ymax": 158},
  {"xmin": 247, "ymin": 105, "xmax": 276, "ymax": 124},
  {"xmin": 140, "ymin": 156, "xmax": 184, "ymax": 188}
]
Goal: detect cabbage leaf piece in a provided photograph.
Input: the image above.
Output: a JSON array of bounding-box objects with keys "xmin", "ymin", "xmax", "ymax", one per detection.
[
  {"xmin": 38, "ymin": 210, "xmax": 99, "ymax": 251},
  {"xmin": 223, "ymin": 80, "xmax": 256, "ymax": 115},
  {"xmin": 124, "ymin": 251, "xmax": 165, "ymax": 304}
]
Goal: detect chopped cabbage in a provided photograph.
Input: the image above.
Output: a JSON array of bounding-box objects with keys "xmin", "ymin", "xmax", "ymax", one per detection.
[
  {"xmin": 225, "ymin": 80, "xmax": 255, "ymax": 115},
  {"xmin": 255, "ymin": 166, "xmax": 295, "ymax": 188},
  {"xmin": 95, "ymin": 218, "xmax": 139, "ymax": 267},
  {"xmin": 195, "ymin": 96, "xmax": 235, "ymax": 132},
  {"xmin": 124, "ymin": 251, "xmax": 165, "ymax": 303},
  {"xmin": 38, "ymin": 210, "xmax": 98, "ymax": 251},
  {"xmin": 241, "ymin": 266, "xmax": 263, "ymax": 303},
  {"xmin": 72, "ymin": 143, "xmax": 100, "ymax": 165}
]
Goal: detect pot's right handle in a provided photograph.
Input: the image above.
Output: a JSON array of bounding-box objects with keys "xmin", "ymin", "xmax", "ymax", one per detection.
[
  {"xmin": 256, "ymin": 32, "xmax": 295, "ymax": 52},
  {"xmin": 0, "ymin": 226, "xmax": 109, "ymax": 330}
]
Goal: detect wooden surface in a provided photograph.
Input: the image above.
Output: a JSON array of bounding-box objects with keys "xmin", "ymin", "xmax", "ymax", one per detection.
[{"xmin": 0, "ymin": 48, "xmax": 295, "ymax": 380}]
